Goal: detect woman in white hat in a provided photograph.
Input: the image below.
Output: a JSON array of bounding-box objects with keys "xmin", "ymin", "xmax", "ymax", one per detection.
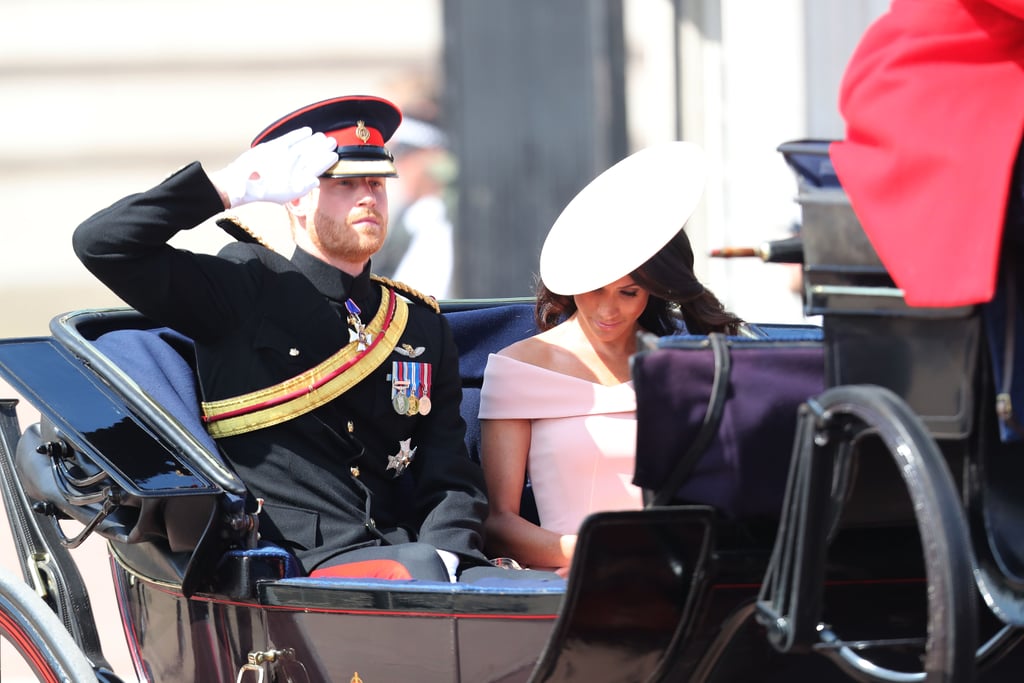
[{"xmin": 478, "ymin": 142, "xmax": 743, "ymax": 575}]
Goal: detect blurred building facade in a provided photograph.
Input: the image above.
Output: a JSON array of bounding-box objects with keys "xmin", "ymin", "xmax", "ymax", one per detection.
[{"xmin": 0, "ymin": 0, "xmax": 887, "ymax": 338}]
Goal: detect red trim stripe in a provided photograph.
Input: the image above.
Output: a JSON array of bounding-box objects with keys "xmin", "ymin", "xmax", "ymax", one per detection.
[{"xmin": 310, "ymin": 560, "xmax": 414, "ymax": 581}]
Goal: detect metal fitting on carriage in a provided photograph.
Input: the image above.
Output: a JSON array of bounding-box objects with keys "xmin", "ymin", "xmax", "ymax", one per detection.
[
  {"xmin": 235, "ymin": 648, "xmax": 308, "ymax": 683},
  {"xmin": 710, "ymin": 236, "xmax": 804, "ymax": 263},
  {"xmin": 34, "ymin": 439, "xmax": 71, "ymax": 458},
  {"xmin": 225, "ymin": 508, "xmax": 260, "ymax": 548}
]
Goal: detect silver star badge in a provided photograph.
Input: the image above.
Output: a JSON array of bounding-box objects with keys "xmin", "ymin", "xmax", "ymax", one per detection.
[{"xmin": 386, "ymin": 438, "xmax": 417, "ymax": 477}]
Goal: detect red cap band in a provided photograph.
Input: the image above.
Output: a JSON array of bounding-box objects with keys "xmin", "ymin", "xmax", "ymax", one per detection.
[{"xmin": 325, "ymin": 125, "xmax": 385, "ymax": 147}]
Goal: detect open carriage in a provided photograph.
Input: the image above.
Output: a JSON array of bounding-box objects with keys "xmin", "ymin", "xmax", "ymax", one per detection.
[{"xmin": 2, "ymin": 141, "xmax": 1024, "ymax": 682}]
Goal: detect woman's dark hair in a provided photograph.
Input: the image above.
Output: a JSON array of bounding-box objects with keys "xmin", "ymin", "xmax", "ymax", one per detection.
[{"xmin": 535, "ymin": 228, "xmax": 744, "ymax": 336}]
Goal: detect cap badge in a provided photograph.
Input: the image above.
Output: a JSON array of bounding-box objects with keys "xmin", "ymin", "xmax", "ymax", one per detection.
[{"xmin": 355, "ymin": 120, "xmax": 371, "ymax": 144}]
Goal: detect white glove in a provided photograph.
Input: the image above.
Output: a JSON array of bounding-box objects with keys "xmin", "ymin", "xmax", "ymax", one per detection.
[{"xmin": 209, "ymin": 127, "xmax": 339, "ymax": 208}]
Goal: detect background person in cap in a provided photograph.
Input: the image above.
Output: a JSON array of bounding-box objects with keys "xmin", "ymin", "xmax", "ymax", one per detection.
[
  {"xmin": 372, "ymin": 116, "xmax": 456, "ymax": 299},
  {"xmin": 73, "ymin": 95, "xmax": 506, "ymax": 583},
  {"xmin": 477, "ymin": 142, "xmax": 744, "ymax": 576}
]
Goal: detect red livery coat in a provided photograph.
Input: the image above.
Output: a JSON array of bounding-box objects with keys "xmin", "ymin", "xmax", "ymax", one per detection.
[{"xmin": 830, "ymin": 0, "xmax": 1024, "ymax": 307}]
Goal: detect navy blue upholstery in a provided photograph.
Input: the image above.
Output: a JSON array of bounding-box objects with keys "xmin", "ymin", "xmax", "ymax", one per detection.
[
  {"xmin": 275, "ymin": 573, "xmax": 566, "ymax": 594},
  {"xmin": 445, "ymin": 303, "xmax": 539, "ymax": 463},
  {"xmin": 92, "ymin": 327, "xmax": 218, "ymax": 454},
  {"xmin": 446, "ymin": 303, "xmax": 541, "ymax": 524}
]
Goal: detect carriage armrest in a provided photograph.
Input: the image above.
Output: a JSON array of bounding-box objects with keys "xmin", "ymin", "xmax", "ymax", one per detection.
[{"xmin": 260, "ymin": 573, "xmax": 565, "ymax": 615}]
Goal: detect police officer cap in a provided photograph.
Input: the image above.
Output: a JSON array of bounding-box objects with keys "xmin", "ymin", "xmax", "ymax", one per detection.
[
  {"xmin": 540, "ymin": 141, "xmax": 707, "ymax": 296},
  {"xmin": 251, "ymin": 95, "xmax": 403, "ymax": 178}
]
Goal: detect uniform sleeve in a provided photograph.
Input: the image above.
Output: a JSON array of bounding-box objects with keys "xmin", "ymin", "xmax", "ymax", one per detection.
[
  {"xmin": 985, "ymin": 0, "xmax": 1024, "ymax": 19},
  {"xmin": 72, "ymin": 162, "xmax": 258, "ymax": 341},
  {"xmin": 408, "ymin": 313, "xmax": 490, "ymax": 565}
]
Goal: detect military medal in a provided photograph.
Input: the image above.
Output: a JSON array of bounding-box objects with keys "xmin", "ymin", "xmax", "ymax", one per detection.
[
  {"xmin": 386, "ymin": 438, "xmax": 416, "ymax": 476},
  {"xmin": 417, "ymin": 395, "xmax": 432, "ymax": 415},
  {"xmin": 418, "ymin": 363, "xmax": 433, "ymax": 415},
  {"xmin": 391, "ymin": 361, "xmax": 411, "ymax": 415},
  {"xmin": 392, "ymin": 375, "xmax": 410, "ymax": 415},
  {"xmin": 393, "ymin": 361, "xmax": 433, "ymax": 417},
  {"xmin": 345, "ymin": 299, "xmax": 372, "ymax": 351}
]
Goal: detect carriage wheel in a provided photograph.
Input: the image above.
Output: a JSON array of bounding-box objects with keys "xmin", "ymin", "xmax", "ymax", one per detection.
[
  {"xmin": 810, "ymin": 385, "xmax": 977, "ymax": 683},
  {"xmin": 0, "ymin": 564, "xmax": 98, "ymax": 682}
]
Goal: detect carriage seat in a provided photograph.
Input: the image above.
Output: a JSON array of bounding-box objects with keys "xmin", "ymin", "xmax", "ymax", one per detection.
[
  {"xmin": 445, "ymin": 302, "xmax": 542, "ymax": 524},
  {"xmin": 85, "ymin": 301, "xmax": 541, "ymax": 590}
]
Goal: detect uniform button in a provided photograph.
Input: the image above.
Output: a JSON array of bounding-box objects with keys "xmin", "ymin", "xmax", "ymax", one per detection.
[
  {"xmin": 350, "ymin": 466, "xmax": 360, "ymax": 477},
  {"xmin": 367, "ymin": 518, "xmax": 376, "ymax": 529},
  {"xmin": 288, "ymin": 348, "xmax": 300, "ymax": 357}
]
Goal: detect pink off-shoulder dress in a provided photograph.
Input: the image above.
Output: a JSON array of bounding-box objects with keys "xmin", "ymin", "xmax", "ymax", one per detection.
[{"xmin": 478, "ymin": 353, "xmax": 643, "ymax": 535}]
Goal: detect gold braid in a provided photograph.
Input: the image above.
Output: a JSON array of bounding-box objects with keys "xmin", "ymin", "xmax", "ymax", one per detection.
[
  {"xmin": 215, "ymin": 216, "xmax": 271, "ymax": 249},
  {"xmin": 371, "ymin": 274, "xmax": 441, "ymax": 314}
]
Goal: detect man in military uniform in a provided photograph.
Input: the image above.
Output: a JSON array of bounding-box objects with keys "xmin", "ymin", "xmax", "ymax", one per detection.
[{"xmin": 73, "ymin": 96, "xmax": 493, "ymax": 582}]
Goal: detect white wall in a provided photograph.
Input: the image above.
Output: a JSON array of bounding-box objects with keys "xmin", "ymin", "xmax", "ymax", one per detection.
[
  {"xmin": 0, "ymin": 6, "xmax": 445, "ymax": 677},
  {"xmin": 664, "ymin": 0, "xmax": 886, "ymax": 323},
  {"xmin": 1, "ymin": 0, "xmax": 890, "ymax": 332},
  {"xmin": 0, "ymin": 0, "xmax": 444, "ymax": 335}
]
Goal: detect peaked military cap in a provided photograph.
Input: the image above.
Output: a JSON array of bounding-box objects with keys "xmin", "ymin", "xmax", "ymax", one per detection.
[{"xmin": 251, "ymin": 95, "xmax": 403, "ymax": 178}]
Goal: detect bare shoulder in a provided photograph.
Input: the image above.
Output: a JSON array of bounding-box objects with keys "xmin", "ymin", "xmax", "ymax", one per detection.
[{"xmin": 495, "ymin": 329, "xmax": 561, "ymax": 367}]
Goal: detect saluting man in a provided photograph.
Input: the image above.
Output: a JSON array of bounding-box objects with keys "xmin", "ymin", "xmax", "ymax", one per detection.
[{"xmin": 73, "ymin": 96, "xmax": 497, "ymax": 582}]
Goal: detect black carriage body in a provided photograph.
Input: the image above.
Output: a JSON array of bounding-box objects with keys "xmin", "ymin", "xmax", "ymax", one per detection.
[
  {"xmin": 109, "ymin": 563, "xmax": 561, "ymax": 682},
  {"xmin": 0, "ymin": 298, "xmax": 933, "ymax": 683},
  {"xmin": 0, "ymin": 300, "xmax": 1000, "ymax": 683}
]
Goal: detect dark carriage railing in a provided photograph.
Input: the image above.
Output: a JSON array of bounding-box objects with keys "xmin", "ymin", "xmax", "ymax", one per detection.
[{"xmin": 635, "ymin": 139, "xmax": 1024, "ymax": 683}]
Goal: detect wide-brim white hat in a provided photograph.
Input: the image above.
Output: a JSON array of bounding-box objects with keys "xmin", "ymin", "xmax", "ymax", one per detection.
[{"xmin": 539, "ymin": 141, "xmax": 707, "ymax": 296}]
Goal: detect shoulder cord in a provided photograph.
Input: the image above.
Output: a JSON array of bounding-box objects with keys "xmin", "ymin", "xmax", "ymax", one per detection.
[{"xmin": 371, "ymin": 274, "xmax": 440, "ymax": 314}]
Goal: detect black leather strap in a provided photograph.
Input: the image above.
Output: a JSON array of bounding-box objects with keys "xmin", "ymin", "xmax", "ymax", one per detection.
[{"xmin": 648, "ymin": 332, "xmax": 732, "ymax": 507}]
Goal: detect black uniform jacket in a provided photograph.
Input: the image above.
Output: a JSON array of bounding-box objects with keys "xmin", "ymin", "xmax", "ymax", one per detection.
[{"xmin": 72, "ymin": 162, "xmax": 489, "ymax": 573}]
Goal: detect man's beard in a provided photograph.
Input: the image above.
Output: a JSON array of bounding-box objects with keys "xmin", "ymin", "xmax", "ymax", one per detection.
[{"xmin": 311, "ymin": 208, "xmax": 387, "ymax": 262}]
